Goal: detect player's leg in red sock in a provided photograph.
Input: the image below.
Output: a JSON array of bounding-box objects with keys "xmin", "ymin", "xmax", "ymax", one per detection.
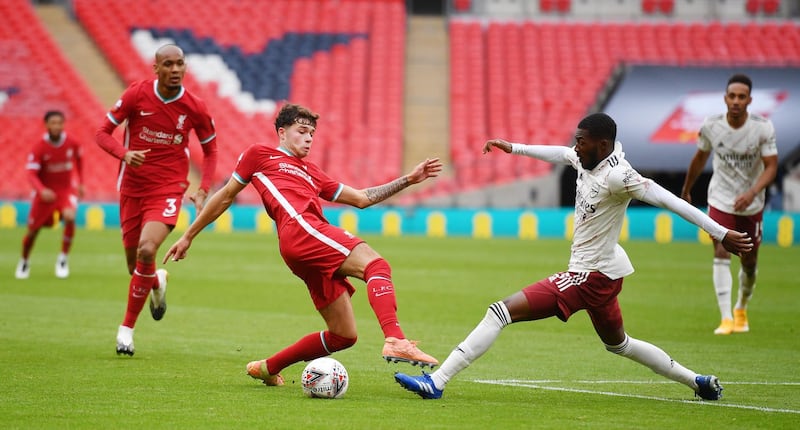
[
  {"xmin": 265, "ymin": 331, "xmax": 356, "ymax": 375},
  {"xmin": 122, "ymin": 260, "xmax": 157, "ymax": 328},
  {"xmin": 364, "ymin": 258, "xmax": 405, "ymax": 339}
]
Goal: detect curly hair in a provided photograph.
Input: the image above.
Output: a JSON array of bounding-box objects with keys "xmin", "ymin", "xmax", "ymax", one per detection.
[
  {"xmin": 274, "ymin": 103, "xmax": 319, "ymax": 133},
  {"xmin": 577, "ymin": 112, "xmax": 617, "ymax": 142}
]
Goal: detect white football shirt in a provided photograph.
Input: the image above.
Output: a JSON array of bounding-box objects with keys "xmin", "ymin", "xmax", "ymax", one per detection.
[
  {"xmin": 513, "ymin": 142, "xmax": 651, "ymax": 279},
  {"xmin": 697, "ymin": 113, "xmax": 777, "ymax": 215}
]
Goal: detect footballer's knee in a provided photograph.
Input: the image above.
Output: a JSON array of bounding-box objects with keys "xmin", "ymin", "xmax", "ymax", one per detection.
[{"xmin": 325, "ymin": 331, "xmax": 357, "ymax": 353}]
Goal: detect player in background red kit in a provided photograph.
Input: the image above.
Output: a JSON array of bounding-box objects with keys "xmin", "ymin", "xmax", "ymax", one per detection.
[
  {"xmin": 96, "ymin": 44, "xmax": 218, "ymax": 356},
  {"xmin": 16, "ymin": 110, "xmax": 84, "ymax": 280},
  {"xmin": 164, "ymin": 104, "xmax": 441, "ymax": 386}
]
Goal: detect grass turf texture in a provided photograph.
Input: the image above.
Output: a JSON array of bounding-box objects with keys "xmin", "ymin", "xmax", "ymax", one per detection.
[{"xmin": 1, "ymin": 227, "xmax": 798, "ymax": 429}]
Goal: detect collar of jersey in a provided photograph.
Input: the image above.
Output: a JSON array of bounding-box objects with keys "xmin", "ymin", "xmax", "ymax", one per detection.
[
  {"xmin": 152, "ymin": 80, "xmax": 185, "ymax": 104},
  {"xmin": 276, "ymin": 146, "xmax": 296, "ymax": 157}
]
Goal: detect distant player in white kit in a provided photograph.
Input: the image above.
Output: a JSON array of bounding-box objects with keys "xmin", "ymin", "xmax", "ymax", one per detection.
[
  {"xmin": 394, "ymin": 113, "xmax": 753, "ymax": 401},
  {"xmin": 681, "ymin": 73, "xmax": 778, "ymax": 335}
]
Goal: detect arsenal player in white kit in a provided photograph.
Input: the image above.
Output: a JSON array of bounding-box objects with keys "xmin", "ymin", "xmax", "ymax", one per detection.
[
  {"xmin": 164, "ymin": 104, "xmax": 442, "ymax": 386},
  {"xmin": 395, "ymin": 113, "xmax": 753, "ymax": 401},
  {"xmin": 97, "ymin": 44, "xmax": 218, "ymax": 356},
  {"xmin": 16, "ymin": 110, "xmax": 83, "ymax": 280},
  {"xmin": 681, "ymin": 74, "xmax": 778, "ymax": 336}
]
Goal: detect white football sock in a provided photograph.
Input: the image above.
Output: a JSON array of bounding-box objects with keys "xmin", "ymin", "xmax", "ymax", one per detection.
[
  {"xmin": 735, "ymin": 267, "xmax": 756, "ymax": 309},
  {"xmin": 432, "ymin": 301, "xmax": 511, "ymax": 390},
  {"xmin": 606, "ymin": 334, "xmax": 697, "ymax": 389},
  {"xmin": 713, "ymin": 258, "xmax": 733, "ymax": 320}
]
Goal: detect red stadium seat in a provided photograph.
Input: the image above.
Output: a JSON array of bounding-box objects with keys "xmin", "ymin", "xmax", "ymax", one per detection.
[{"xmin": 72, "ymin": 0, "xmax": 407, "ymax": 204}]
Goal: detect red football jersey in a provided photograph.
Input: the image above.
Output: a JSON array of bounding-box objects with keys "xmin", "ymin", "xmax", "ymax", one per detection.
[
  {"xmin": 26, "ymin": 132, "xmax": 82, "ymax": 193},
  {"xmin": 232, "ymin": 145, "xmax": 343, "ymax": 229},
  {"xmin": 105, "ymin": 79, "xmax": 216, "ymax": 197}
]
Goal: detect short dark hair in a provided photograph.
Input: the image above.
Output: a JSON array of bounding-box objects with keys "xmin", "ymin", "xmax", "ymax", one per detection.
[
  {"xmin": 44, "ymin": 110, "xmax": 64, "ymax": 122},
  {"xmin": 727, "ymin": 73, "xmax": 752, "ymax": 93},
  {"xmin": 274, "ymin": 103, "xmax": 319, "ymax": 133},
  {"xmin": 577, "ymin": 112, "xmax": 616, "ymax": 142}
]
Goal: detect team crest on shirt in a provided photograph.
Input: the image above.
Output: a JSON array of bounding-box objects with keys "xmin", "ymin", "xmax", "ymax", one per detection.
[{"xmin": 176, "ymin": 114, "xmax": 187, "ymax": 130}]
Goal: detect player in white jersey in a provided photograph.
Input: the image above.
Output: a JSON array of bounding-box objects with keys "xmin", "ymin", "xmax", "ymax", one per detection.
[
  {"xmin": 394, "ymin": 113, "xmax": 753, "ymax": 401},
  {"xmin": 681, "ymin": 74, "xmax": 778, "ymax": 335}
]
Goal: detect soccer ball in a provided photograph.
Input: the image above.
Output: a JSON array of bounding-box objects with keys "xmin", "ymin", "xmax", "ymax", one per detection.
[{"xmin": 301, "ymin": 357, "xmax": 349, "ymax": 399}]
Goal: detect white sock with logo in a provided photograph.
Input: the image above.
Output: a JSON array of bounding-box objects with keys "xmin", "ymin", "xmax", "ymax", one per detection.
[
  {"xmin": 606, "ymin": 334, "xmax": 697, "ymax": 389},
  {"xmin": 432, "ymin": 301, "xmax": 511, "ymax": 390},
  {"xmin": 713, "ymin": 258, "xmax": 733, "ymax": 320}
]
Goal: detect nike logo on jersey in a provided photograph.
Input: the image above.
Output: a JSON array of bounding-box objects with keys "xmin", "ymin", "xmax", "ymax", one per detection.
[
  {"xmin": 269, "ymin": 155, "xmax": 283, "ymax": 160},
  {"xmin": 140, "ymin": 110, "xmax": 155, "ymax": 116}
]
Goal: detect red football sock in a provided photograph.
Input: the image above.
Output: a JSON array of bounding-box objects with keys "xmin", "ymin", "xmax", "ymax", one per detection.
[
  {"xmin": 266, "ymin": 331, "xmax": 356, "ymax": 375},
  {"xmin": 364, "ymin": 258, "xmax": 405, "ymax": 339},
  {"xmin": 61, "ymin": 221, "xmax": 75, "ymax": 254},
  {"xmin": 122, "ymin": 261, "xmax": 157, "ymax": 328},
  {"xmin": 21, "ymin": 231, "xmax": 37, "ymax": 259}
]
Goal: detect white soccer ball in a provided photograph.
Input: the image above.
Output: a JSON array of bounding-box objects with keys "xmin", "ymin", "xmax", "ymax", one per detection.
[{"xmin": 301, "ymin": 357, "xmax": 349, "ymax": 399}]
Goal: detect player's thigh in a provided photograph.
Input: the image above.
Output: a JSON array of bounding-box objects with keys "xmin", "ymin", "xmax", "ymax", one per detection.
[
  {"xmin": 518, "ymin": 277, "xmax": 564, "ymax": 322},
  {"xmin": 587, "ymin": 299, "xmax": 625, "ymax": 346},
  {"xmin": 57, "ymin": 193, "xmax": 78, "ymax": 222},
  {"xmin": 27, "ymin": 198, "xmax": 57, "ymax": 230}
]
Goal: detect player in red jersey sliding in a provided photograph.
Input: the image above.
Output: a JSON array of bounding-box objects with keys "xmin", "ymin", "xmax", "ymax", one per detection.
[
  {"xmin": 16, "ymin": 110, "xmax": 84, "ymax": 280},
  {"xmin": 97, "ymin": 44, "xmax": 218, "ymax": 356},
  {"xmin": 164, "ymin": 103, "xmax": 441, "ymax": 385}
]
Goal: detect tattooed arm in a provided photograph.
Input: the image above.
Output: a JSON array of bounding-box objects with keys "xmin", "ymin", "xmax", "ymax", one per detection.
[{"xmin": 335, "ymin": 158, "xmax": 442, "ymax": 209}]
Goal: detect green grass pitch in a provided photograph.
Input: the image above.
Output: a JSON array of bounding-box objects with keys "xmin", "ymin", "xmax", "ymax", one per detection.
[{"xmin": 1, "ymin": 226, "xmax": 798, "ymax": 429}]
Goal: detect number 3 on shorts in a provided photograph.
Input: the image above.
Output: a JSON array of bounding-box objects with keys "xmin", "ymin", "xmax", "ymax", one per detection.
[{"xmin": 162, "ymin": 198, "xmax": 178, "ymax": 218}]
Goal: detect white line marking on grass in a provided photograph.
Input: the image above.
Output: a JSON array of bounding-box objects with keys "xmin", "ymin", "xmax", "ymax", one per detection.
[{"xmin": 474, "ymin": 379, "xmax": 800, "ymax": 415}]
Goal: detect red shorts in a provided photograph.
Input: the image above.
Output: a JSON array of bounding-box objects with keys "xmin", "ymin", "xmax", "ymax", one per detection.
[
  {"xmin": 709, "ymin": 206, "xmax": 763, "ymax": 251},
  {"xmin": 522, "ymin": 271, "xmax": 624, "ymax": 334},
  {"xmin": 278, "ymin": 213, "xmax": 365, "ymax": 310},
  {"xmin": 27, "ymin": 191, "xmax": 77, "ymax": 230},
  {"xmin": 119, "ymin": 193, "xmax": 183, "ymax": 248}
]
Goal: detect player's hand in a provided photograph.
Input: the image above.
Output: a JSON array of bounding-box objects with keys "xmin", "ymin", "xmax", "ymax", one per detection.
[
  {"xmin": 407, "ymin": 158, "xmax": 442, "ymax": 184},
  {"xmin": 733, "ymin": 189, "xmax": 756, "ymax": 212},
  {"xmin": 190, "ymin": 188, "xmax": 208, "ymax": 212},
  {"xmin": 123, "ymin": 149, "xmax": 150, "ymax": 167},
  {"xmin": 163, "ymin": 236, "xmax": 192, "ymax": 264},
  {"xmin": 39, "ymin": 188, "xmax": 56, "ymax": 203},
  {"xmin": 721, "ymin": 230, "xmax": 753, "ymax": 256},
  {"xmin": 483, "ymin": 139, "xmax": 512, "ymax": 154}
]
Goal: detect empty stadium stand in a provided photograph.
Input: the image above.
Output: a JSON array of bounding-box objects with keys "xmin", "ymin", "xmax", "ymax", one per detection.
[
  {"xmin": 0, "ymin": 0, "xmax": 117, "ymax": 202},
  {"xmin": 73, "ymin": 0, "xmax": 407, "ymax": 204},
  {"xmin": 432, "ymin": 18, "xmax": 800, "ymax": 201}
]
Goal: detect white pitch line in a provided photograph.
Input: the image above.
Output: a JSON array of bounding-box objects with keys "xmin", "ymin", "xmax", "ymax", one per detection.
[{"xmin": 474, "ymin": 379, "xmax": 800, "ymax": 415}]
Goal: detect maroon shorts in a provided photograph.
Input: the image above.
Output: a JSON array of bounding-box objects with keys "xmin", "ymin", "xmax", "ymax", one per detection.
[
  {"xmin": 27, "ymin": 192, "xmax": 77, "ymax": 230},
  {"xmin": 521, "ymin": 271, "xmax": 624, "ymax": 334},
  {"xmin": 278, "ymin": 214, "xmax": 365, "ymax": 310},
  {"xmin": 709, "ymin": 206, "xmax": 763, "ymax": 251},
  {"xmin": 119, "ymin": 193, "xmax": 183, "ymax": 248}
]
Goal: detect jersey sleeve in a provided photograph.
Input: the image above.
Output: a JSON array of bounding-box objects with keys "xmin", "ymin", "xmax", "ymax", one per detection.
[
  {"xmin": 193, "ymin": 99, "xmax": 217, "ymax": 145},
  {"xmin": 106, "ymin": 81, "xmax": 140, "ymax": 126},
  {"xmin": 607, "ymin": 164, "xmax": 650, "ymax": 200},
  {"xmin": 696, "ymin": 118, "xmax": 713, "ymax": 152},
  {"xmin": 310, "ymin": 164, "xmax": 343, "ymax": 201},
  {"xmin": 760, "ymin": 120, "xmax": 778, "ymax": 157},
  {"xmin": 25, "ymin": 145, "xmax": 46, "ymax": 191},
  {"xmin": 232, "ymin": 145, "xmax": 258, "ymax": 185}
]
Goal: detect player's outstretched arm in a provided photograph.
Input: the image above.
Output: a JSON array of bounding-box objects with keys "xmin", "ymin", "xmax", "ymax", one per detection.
[
  {"xmin": 483, "ymin": 139, "xmax": 572, "ymax": 164},
  {"xmin": 482, "ymin": 139, "xmax": 513, "ymax": 154},
  {"xmin": 336, "ymin": 157, "xmax": 443, "ymax": 209},
  {"xmin": 163, "ymin": 177, "xmax": 245, "ymax": 263}
]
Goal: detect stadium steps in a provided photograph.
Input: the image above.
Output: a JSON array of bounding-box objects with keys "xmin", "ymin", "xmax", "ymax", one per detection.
[
  {"xmin": 399, "ymin": 16, "xmax": 450, "ymax": 203},
  {"xmin": 33, "ymin": 4, "xmax": 124, "ymax": 109}
]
